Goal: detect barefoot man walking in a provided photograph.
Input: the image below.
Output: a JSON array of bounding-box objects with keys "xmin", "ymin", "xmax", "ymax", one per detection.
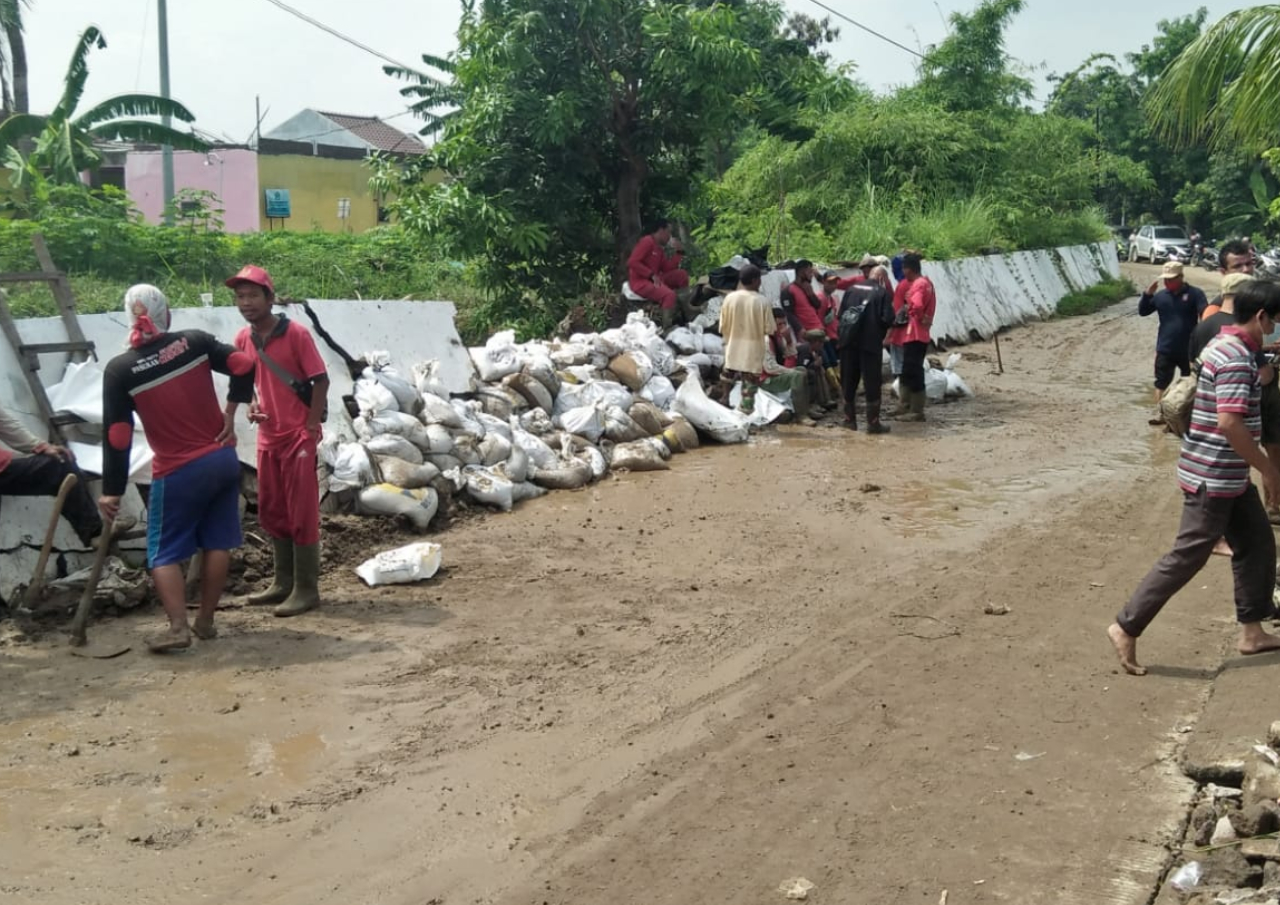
[{"xmin": 1109, "ymin": 282, "xmax": 1280, "ymax": 675}]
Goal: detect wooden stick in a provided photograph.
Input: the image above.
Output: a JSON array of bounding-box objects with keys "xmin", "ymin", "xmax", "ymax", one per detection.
[
  {"xmin": 993, "ymin": 332, "xmax": 1005, "ymax": 374},
  {"xmin": 68, "ymin": 515, "xmax": 112, "ymax": 647},
  {"xmin": 24, "ymin": 472, "xmax": 77, "ymax": 606}
]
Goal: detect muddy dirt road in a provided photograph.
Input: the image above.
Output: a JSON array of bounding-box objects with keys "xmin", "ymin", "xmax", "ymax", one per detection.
[{"xmin": 4, "ymin": 262, "xmax": 1272, "ymax": 905}]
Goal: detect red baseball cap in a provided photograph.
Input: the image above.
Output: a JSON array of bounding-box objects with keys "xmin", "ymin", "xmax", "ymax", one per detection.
[{"xmin": 225, "ymin": 265, "xmax": 275, "ymax": 294}]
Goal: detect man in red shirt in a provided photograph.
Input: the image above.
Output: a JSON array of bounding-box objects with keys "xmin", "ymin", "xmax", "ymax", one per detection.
[
  {"xmin": 230, "ymin": 266, "xmax": 330, "ymax": 618},
  {"xmin": 627, "ymin": 219, "xmax": 691, "ymax": 331},
  {"xmin": 101, "ymin": 284, "xmax": 255, "ymax": 651},
  {"xmin": 886, "ymin": 252, "xmax": 937, "ymax": 422}
]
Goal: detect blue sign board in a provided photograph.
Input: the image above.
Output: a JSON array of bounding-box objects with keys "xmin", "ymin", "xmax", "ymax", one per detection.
[{"xmin": 264, "ymin": 189, "xmax": 291, "ymax": 219}]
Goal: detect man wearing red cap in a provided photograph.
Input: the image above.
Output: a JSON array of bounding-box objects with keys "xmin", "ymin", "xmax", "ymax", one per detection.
[{"xmin": 228, "ymin": 265, "xmax": 329, "ymax": 617}]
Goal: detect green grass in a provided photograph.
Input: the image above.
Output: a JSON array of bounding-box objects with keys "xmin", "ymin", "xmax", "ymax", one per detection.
[{"xmin": 1055, "ymin": 278, "xmax": 1137, "ymax": 317}]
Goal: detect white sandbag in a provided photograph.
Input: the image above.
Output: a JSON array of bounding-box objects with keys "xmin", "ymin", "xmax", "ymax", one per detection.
[
  {"xmin": 479, "ymin": 433, "xmax": 513, "ymax": 466},
  {"xmin": 610, "ymin": 437, "xmax": 671, "ymax": 472},
  {"xmin": 354, "ymin": 376, "xmax": 398, "ymax": 416},
  {"xmin": 356, "ymin": 484, "xmax": 440, "ymax": 532},
  {"xmin": 581, "ymin": 445, "xmax": 608, "ymax": 480},
  {"xmin": 373, "ymin": 455, "xmax": 441, "ymax": 490},
  {"xmin": 511, "ymin": 481, "xmax": 548, "ymax": 504},
  {"xmin": 504, "ymin": 443, "xmax": 530, "ymax": 483},
  {"xmin": 728, "ymin": 384, "xmax": 788, "ymax": 426},
  {"xmin": 365, "ymin": 433, "xmax": 424, "ymax": 464},
  {"xmin": 661, "ymin": 415, "xmax": 700, "ymax": 454},
  {"xmin": 561, "ymin": 365, "xmax": 601, "ymax": 384},
  {"xmin": 641, "ymin": 335, "xmax": 677, "ymax": 377},
  {"xmin": 475, "ymin": 387, "xmax": 516, "ymax": 420},
  {"xmin": 550, "ymin": 342, "xmax": 592, "ymax": 367},
  {"xmin": 592, "ymin": 331, "xmax": 626, "ymax": 359},
  {"xmin": 329, "ymin": 442, "xmax": 376, "ymax": 491},
  {"xmin": 603, "ymin": 405, "xmax": 648, "ymax": 443},
  {"xmin": 640, "ymin": 374, "xmax": 677, "ymax": 411},
  {"xmin": 511, "ymin": 424, "xmax": 559, "ymax": 471},
  {"xmin": 925, "ymin": 367, "xmax": 948, "ymax": 403},
  {"xmin": 628, "ymin": 401, "xmax": 666, "ymax": 436},
  {"xmin": 673, "ymin": 370, "xmax": 749, "ymax": 444},
  {"xmin": 476, "ymin": 412, "xmax": 512, "ymax": 442},
  {"xmin": 355, "ymin": 541, "xmax": 443, "ymax": 586},
  {"xmin": 945, "ymin": 370, "xmax": 974, "ymax": 398},
  {"xmin": 463, "ymin": 464, "xmax": 515, "ymax": 512},
  {"xmin": 412, "ymin": 359, "xmax": 451, "ymax": 400},
  {"xmin": 420, "ymin": 392, "xmax": 464, "ymax": 428},
  {"xmin": 452, "ymin": 434, "xmax": 484, "ymax": 466},
  {"xmin": 520, "ymin": 408, "xmax": 555, "ymax": 435},
  {"xmin": 945, "ymin": 352, "xmax": 963, "ymax": 371},
  {"xmin": 427, "ymin": 453, "xmax": 464, "ymax": 472},
  {"xmin": 355, "ymin": 410, "xmax": 420, "ymax": 440},
  {"xmin": 559, "ymin": 405, "xmax": 606, "ymax": 443},
  {"xmin": 677, "ymin": 353, "xmax": 714, "ymax": 370},
  {"xmin": 424, "ymin": 423, "xmax": 456, "ymax": 455},
  {"xmin": 701, "ymin": 333, "xmax": 725, "ymax": 356},
  {"xmin": 450, "ymin": 399, "xmax": 487, "ymax": 439},
  {"xmin": 372, "ymin": 370, "xmax": 419, "ymax": 414},
  {"xmin": 665, "ymin": 327, "xmax": 698, "ymax": 355},
  {"xmin": 579, "ymin": 380, "xmax": 634, "ymax": 411},
  {"xmin": 531, "ymin": 457, "xmax": 593, "ymax": 490},
  {"xmin": 524, "ymin": 358, "xmax": 561, "ymax": 398},
  {"xmin": 470, "ymin": 329, "xmax": 521, "ymax": 382},
  {"xmin": 553, "ymin": 381, "xmax": 589, "ymax": 417},
  {"xmin": 505, "ymin": 372, "xmax": 554, "ymax": 413}
]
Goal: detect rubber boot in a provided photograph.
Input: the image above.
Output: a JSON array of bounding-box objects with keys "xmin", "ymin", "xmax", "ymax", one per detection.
[
  {"xmin": 676, "ymin": 287, "xmax": 705, "ymax": 324},
  {"xmin": 866, "ymin": 399, "xmax": 890, "ymax": 434},
  {"xmin": 844, "ymin": 399, "xmax": 858, "ymax": 431},
  {"xmin": 825, "ymin": 367, "xmax": 843, "ymax": 400},
  {"xmin": 249, "ymin": 536, "xmax": 294, "ymax": 606},
  {"xmin": 273, "ymin": 543, "xmax": 321, "ymax": 618},
  {"xmin": 911, "ymin": 387, "xmax": 927, "ymax": 421},
  {"xmin": 892, "ymin": 382, "xmax": 909, "ymax": 416},
  {"xmin": 895, "ymin": 389, "xmax": 926, "ymax": 422},
  {"xmin": 660, "ymin": 305, "xmax": 675, "ymax": 333}
]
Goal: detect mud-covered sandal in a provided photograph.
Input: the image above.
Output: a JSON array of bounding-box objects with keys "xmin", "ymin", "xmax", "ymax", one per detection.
[
  {"xmin": 145, "ymin": 628, "xmax": 192, "ymax": 653},
  {"xmin": 192, "ymin": 616, "xmax": 217, "ymax": 641}
]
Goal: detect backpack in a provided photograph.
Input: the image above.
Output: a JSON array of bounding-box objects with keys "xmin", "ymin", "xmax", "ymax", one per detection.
[{"xmin": 837, "ymin": 302, "xmax": 865, "ymax": 349}]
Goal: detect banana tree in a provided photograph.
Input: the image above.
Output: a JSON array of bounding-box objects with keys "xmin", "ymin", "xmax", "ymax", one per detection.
[{"xmin": 0, "ymin": 25, "xmax": 207, "ymax": 187}]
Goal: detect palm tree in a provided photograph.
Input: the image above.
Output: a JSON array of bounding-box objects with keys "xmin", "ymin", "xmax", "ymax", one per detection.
[
  {"xmin": 384, "ymin": 53, "xmax": 459, "ymax": 140},
  {"xmin": 0, "ymin": 0, "xmax": 29, "ymax": 118},
  {"xmin": 1147, "ymin": 5, "xmax": 1280, "ymax": 152},
  {"xmin": 0, "ymin": 25, "xmax": 207, "ymax": 186}
]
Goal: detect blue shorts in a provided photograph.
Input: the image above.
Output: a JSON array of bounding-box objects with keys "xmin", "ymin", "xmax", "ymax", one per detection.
[{"xmin": 147, "ymin": 446, "xmax": 243, "ymax": 568}]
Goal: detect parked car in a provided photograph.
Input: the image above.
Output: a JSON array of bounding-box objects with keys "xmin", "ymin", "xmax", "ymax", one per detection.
[{"xmin": 1129, "ymin": 225, "xmax": 1190, "ymax": 263}]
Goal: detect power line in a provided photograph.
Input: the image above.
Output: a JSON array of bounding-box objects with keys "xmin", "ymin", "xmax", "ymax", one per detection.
[
  {"xmin": 803, "ymin": 0, "xmax": 925, "ymax": 59},
  {"xmin": 258, "ymin": 0, "xmax": 424, "ymax": 74}
]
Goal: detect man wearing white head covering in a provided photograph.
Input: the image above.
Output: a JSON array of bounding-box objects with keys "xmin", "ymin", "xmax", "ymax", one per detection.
[{"xmin": 100, "ymin": 285, "xmax": 256, "ymax": 652}]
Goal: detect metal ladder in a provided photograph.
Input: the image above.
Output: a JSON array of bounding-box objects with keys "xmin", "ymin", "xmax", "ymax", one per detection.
[{"xmin": 0, "ymin": 234, "xmax": 95, "ymax": 444}]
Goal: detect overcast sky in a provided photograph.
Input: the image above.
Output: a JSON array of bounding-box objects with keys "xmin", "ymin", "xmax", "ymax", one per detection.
[{"xmin": 22, "ymin": 0, "xmax": 1253, "ymax": 143}]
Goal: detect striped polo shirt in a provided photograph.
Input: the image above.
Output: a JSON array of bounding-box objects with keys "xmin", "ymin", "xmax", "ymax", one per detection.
[{"xmin": 1177, "ymin": 326, "xmax": 1261, "ymax": 498}]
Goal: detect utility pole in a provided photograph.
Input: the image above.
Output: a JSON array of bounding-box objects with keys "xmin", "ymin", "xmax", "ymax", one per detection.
[
  {"xmin": 158, "ymin": 0, "xmax": 175, "ymax": 225},
  {"xmin": 255, "ymin": 95, "xmax": 262, "ymax": 148}
]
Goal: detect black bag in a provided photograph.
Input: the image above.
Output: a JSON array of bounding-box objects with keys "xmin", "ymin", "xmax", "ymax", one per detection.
[
  {"xmin": 893, "ymin": 303, "xmax": 910, "ymax": 327},
  {"xmin": 837, "ymin": 302, "xmax": 864, "ymax": 349}
]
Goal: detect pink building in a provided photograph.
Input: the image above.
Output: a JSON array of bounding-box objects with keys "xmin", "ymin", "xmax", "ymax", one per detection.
[{"xmin": 125, "ymin": 147, "xmax": 261, "ymax": 233}]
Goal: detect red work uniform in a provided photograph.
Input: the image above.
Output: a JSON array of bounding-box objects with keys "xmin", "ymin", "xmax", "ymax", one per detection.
[
  {"xmin": 788, "ymin": 282, "xmax": 826, "ymax": 336},
  {"xmin": 235, "ymin": 317, "xmax": 327, "ymax": 546},
  {"xmin": 627, "ymin": 235, "xmax": 690, "ymax": 311}
]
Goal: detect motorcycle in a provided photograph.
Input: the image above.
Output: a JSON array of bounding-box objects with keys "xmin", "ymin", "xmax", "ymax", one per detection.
[
  {"xmin": 1200, "ymin": 245, "xmax": 1219, "ymax": 270},
  {"xmin": 1258, "ymin": 248, "xmax": 1280, "ymax": 279},
  {"xmin": 1165, "ymin": 245, "xmax": 1192, "ymax": 265}
]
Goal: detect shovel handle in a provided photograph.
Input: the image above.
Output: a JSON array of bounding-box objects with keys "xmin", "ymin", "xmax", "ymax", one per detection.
[
  {"xmin": 68, "ymin": 514, "xmax": 112, "ymax": 647},
  {"xmin": 25, "ymin": 473, "xmax": 78, "ymax": 607}
]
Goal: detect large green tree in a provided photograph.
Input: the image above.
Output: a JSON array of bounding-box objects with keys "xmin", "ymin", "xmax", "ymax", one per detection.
[
  {"xmin": 378, "ymin": 0, "xmax": 842, "ymax": 323},
  {"xmin": 0, "ymin": 0, "xmax": 29, "ymax": 119},
  {"xmin": 0, "ymin": 26, "xmax": 206, "ymax": 191},
  {"xmin": 913, "ymin": 0, "xmax": 1032, "ymax": 113}
]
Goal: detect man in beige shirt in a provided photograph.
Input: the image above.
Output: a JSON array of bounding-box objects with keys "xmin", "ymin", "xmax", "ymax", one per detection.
[
  {"xmin": 718, "ymin": 264, "xmax": 773, "ymax": 414},
  {"xmin": 0, "ymin": 405, "xmax": 103, "ymax": 546}
]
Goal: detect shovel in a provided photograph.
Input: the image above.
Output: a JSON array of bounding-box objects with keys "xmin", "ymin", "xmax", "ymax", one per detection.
[
  {"xmin": 68, "ymin": 514, "xmax": 132, "ymax": 659},
  {"xmin": 20, "ymin": 472, "xmax": 78, "ymax": 609}
]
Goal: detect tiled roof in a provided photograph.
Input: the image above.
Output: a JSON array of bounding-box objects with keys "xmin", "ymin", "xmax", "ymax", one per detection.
[{"xmin": 317, "ymin": 111, "xmax": 427, "ymax": 155}]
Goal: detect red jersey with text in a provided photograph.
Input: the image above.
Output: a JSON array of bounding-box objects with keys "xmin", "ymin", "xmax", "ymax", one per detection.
[
  {"xmin": 234, "ymin": 317, "xmax": 328, "ymax": 450},
  {"xmin": 102, "ymin": 330, "xmax": 254, "ymax": 496}
]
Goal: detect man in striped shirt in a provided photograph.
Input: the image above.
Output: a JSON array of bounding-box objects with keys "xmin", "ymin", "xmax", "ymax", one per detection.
[{"xmin": 1109, "ymin": 281, "xmax": 1280, "ymax": 676}]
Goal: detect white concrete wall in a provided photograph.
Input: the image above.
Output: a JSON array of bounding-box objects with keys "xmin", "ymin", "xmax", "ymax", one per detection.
[
  {"xmin": 0, "ymin": 299, "xmax": 471, "ymax": 601},
  {"xmin": 923, "ymin": 242, "xmax": 1120, "ymax": 343}
]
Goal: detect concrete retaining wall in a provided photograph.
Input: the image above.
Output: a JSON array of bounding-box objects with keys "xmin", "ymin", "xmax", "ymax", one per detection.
[{"xmin": 924, "ymin": 241, "xmax": 1120, "ymax": 343}]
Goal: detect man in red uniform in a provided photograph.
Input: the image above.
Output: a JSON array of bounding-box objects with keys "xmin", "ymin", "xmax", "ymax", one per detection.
[
  {"xmin": 627, "ymin": 218, "xmax": 691, "ymax": 331},
  {"xmin": 229, "ymin": 266, "xmax": 330, "ymax": 618},
  {"xmin": 886, "ymin": 252, "xmax": 937, "ymax": 422},
  {"xmin": 101, "ymin": 285, "xmax": 255, "ymax": 652}
]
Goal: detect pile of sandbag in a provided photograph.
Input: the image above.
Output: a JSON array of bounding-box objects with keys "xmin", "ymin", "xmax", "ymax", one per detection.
[
  {"xmin": 891, "ymin": 352, "xmax": 975, "ymax": 403},
  {"xmin": 319, "ymin": 314, "xmax": 755, "ymax": 531}
]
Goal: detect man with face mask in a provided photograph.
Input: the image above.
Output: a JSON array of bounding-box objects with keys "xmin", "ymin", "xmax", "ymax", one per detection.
[{"xmin": 1139, "ymin": 261, "xmax": 1208, "ymax": 422}]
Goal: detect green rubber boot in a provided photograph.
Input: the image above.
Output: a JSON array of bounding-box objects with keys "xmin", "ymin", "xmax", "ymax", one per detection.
[
  {"xmin": 248, "ymin": 536, "xmax": 293, "ymax": 606},
  {"xmin": 273, "ymin": 543, "xmax": 321, "ymax": 618}
]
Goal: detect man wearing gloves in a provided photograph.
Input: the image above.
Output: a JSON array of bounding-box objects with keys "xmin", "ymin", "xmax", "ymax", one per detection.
[
  {"xmin": 101, "ymin": 285, "xmax": 254, "ymax": 652},
  {"xmin": 230, "ymin": 266, "xmax": 330, "ymax": 618}
]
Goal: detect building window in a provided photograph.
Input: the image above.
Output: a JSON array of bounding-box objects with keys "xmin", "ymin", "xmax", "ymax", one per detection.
[{"xmin": 337, "ymin": 197, "xmax": 351, "ymax": 220}]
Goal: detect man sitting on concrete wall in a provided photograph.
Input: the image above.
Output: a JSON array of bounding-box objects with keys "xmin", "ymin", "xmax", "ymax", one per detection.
[{"xmin": 0, "ymin": 405, "xmax": 103, "ymax": 546}]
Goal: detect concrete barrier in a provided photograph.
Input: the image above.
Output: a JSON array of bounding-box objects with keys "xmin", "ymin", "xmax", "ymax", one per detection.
[
  {"xmin": 0, "ymin": 299, "xmax": 471, "ymax": 601},
  {"xmin": 924, "ymin": 241, "xmax": 1120, "ymax": 343}
]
